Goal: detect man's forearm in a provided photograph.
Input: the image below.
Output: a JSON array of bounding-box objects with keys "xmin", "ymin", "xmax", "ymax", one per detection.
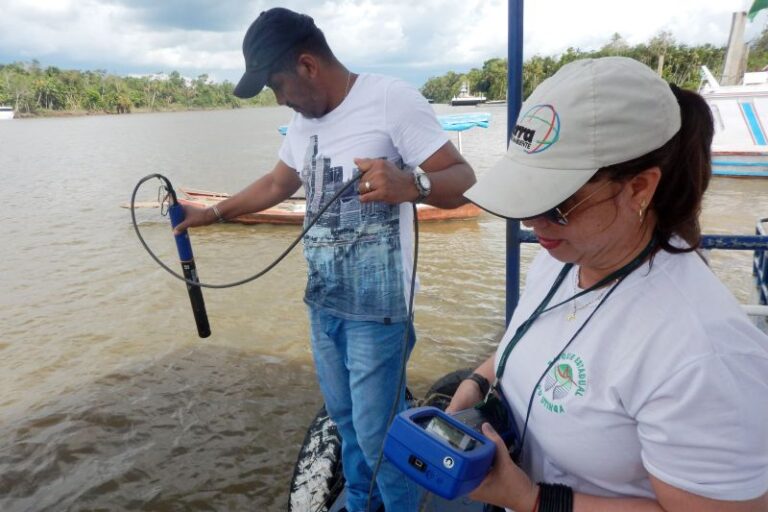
[
  {"xmin": 216, "ymin": 171, "xmax": 301, "ymax": 219},
  {"xmin": 423, "ymin": 162, "xmax": 476, "ymax": 209}
]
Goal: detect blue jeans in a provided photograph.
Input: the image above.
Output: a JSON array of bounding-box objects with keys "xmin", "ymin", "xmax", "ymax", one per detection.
[{"xmin": 308, "ymin": 307, "xmax": 421, "ymax": 512}]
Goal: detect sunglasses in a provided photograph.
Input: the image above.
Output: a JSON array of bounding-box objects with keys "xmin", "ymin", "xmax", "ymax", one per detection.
[{"xmin": 531, "ymin": 180, "xmax": 612, "ymax": 226}]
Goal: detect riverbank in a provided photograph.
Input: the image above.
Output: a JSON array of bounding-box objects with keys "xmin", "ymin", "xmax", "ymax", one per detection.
[{"xmin": 10, "ymin": 104, "xmax": 265, "ymax": 119}]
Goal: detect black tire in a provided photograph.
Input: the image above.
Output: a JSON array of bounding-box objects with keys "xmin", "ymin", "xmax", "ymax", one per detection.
[
  {"xmin": 288, "ymin": 377, "xmax": 472, "ymax": 512},
  {"xmin": 288, "ymin": 405, "xmax": 344, "ymax": 512},
  {"xmin": 288, "ymin": 388, "xmax": 414, "ymax": 512},
  {"xmin": 423, "ymin": 367, "xmax": 474, "ymax": 411}
]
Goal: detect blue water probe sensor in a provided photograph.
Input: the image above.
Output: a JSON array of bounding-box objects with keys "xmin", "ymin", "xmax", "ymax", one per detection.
[
  {"xmin": 168, "ymin": 201, "xmax": 211, "ymax": 338},
  {"xmin": 384, "ymin": 406, "xmax": 497, "ymax": 499}
]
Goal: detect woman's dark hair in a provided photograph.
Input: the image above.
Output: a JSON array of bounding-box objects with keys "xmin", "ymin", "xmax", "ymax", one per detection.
[
  {"xmin": 270, "ymin": 27, "xmax": 335, "ymax": 75},
  {"xmin": 594, "ymin": 84, "xmax": 714, "ymax": 253}
]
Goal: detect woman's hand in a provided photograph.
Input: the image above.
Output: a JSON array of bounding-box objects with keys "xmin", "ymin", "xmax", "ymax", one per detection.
[
  {"xmin": 468, "ymin": 423, "xmax": 539, "ymax": 512},
  {"xmin": 445, "ymin": 378, "xmax": 485, "ymax": 413},
  {"xmin": 447, "ymin": 359, "xmax": 495, "ymax": 414}
]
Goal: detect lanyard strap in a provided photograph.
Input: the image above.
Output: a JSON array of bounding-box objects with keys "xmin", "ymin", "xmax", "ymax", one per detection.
[{"xmin": 494, "ymin": 238, "xmax": 657, "ymax": 383}]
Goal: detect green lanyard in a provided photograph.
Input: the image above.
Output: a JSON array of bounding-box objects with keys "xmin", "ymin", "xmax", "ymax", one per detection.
[{"xmin": 494, "ymin": 238, "xmax": 657, "ymax": 385}]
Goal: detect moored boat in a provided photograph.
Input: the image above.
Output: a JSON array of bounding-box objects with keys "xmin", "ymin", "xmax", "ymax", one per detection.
[
  {"xmin": 0, "ymin": 106, "xmax": 14, "ymax": 120},
  {"xmin": 127, "ymin": 112, "xmax": 490, "ymax": 224},
  {"xmin": 711, "ymin": 150, "xmax": 768, "ymax": 178},
  {"xmin": 700, "ymin": 65, "xmax": 768, "ymax": 178},
  {"xmin": 449, "ymin": 82, "xmax": 486, "ymax": 107},
  {"xmin": 177, "ymin": 187, "xmax": 482, "ymax": 225}
]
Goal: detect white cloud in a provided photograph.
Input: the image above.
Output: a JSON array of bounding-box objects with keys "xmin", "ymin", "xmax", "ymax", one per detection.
[
  {"xmin": 0, "ymin": 0, "xmax": 766, "ymax": 85},
  {"xmin": 524, "ymin": 0, "xmax": 761, "ymax": 57}
]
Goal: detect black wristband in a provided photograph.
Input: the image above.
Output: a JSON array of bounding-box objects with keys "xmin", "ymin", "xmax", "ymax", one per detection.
[
  {"xmin": 465, "ymin": 372, "xmax": 490, "ymax": 397},
  {"xmin": 538, "ymin": 483, "xmax": 573, "ymax": 512}
]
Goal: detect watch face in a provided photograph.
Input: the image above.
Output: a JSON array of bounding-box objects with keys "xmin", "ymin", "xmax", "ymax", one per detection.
[{"xmin": 418, "ymin": 173, "xmax": 431, "ymax": 190}]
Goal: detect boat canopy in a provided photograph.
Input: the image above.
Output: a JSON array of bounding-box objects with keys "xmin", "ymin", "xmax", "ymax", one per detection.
[
  {"xmin": 437, "ymin": 113, "xmax": 491, "ymax": 132},
  {"xmin": 277, "ymin": 113, "xmax": 491, "ymax": 136}
]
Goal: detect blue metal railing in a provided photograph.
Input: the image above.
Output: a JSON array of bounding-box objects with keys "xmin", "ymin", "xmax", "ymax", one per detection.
[
  {"xmin": 505, "ymin": 0, "xmax": 524, "ymax": 323},
  {"xmin": 514, "ymin": 227, "xmax": 768, "ymax": 309}
]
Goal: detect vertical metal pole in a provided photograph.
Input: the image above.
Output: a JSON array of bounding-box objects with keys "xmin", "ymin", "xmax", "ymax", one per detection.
[{"xmin": 506, "ymin": 0, "xmax": 524, "ymax": 323}]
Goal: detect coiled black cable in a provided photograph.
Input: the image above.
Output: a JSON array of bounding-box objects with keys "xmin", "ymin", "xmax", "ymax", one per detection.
[
  {"xmin": 131, "ymin": 172, "xmax": 420, "ymax": 512},
  {"xmin": 130, "ymin": 172, "xmax": 361, "ymax": 288}
]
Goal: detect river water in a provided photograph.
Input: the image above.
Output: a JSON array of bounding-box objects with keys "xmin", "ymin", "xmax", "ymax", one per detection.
[{"xmin": 1, "ymin": 105, "xmax": 766, "ymax": 511}]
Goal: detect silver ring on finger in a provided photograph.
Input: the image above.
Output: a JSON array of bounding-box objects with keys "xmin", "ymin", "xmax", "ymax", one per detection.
[{"xmin": 365, "ymin": 181, "xmax": 371, "ymax": 191}]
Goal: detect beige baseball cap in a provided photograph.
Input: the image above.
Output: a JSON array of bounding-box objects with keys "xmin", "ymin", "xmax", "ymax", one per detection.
[{"xmin": 464, "ymin": 57, "xmax": 681, "ymax": 219}]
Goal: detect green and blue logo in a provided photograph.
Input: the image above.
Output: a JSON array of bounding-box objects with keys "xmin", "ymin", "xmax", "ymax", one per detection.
[
  {"xmin": 536, "ymin": 352, "xmax": 587, "ymax": 414},
  {"xmin": 511, "ymin": 104, "xmax": 560, "ymax": 154}
]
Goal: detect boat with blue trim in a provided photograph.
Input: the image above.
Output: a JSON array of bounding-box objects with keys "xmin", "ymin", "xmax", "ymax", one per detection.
[{"xmin": 700, "ymin": 65, "xmax": 768, "ymax": 178}]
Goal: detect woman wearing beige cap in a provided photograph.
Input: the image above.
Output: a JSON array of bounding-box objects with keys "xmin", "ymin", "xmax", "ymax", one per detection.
[{"xmin": 449, "ymin": 57, "xmax": 768, "ymax": 512}]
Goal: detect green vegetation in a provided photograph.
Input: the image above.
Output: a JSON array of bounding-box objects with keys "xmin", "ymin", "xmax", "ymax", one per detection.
[
  {"xmin": 4, "ymin": 28, "xmax": 768, "ymax": 115},
  {"xmin": 0, "ymin": 60, "xmax": 277, "ymax": 116},
  {"xmin": 420, "ymin": 30, "xmax": 766, "ymax": 103}
]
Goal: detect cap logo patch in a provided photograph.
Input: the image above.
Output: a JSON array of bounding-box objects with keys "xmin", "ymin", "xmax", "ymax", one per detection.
[{"xmin": 512, "ymin": 104, "xmax": 560, "ymax": 154}]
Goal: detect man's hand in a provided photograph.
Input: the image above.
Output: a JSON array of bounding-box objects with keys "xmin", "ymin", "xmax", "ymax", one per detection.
[
  {"xmin": 355, "ymin": 157, "xmax": 419, "ymax": 204},
  {"xmin": 172, "ymin": 204, "xmax": 218, "ymax": 235}
]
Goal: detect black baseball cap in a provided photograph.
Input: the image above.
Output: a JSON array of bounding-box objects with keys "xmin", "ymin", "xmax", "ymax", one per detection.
[{"xmin": 233, "ymin": 8, "xmax": 317, "ymax": 99}]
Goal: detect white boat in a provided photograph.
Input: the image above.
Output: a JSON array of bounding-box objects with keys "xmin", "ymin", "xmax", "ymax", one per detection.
[
  {"xmin": 0, "ymin": 106, "xmax": 14, "ymax": 120},
  {"xmin": 700, "ymin": 66, "xmax": 768, "ymax": 178},
  {"xmin": 450, "ymin": 82, "xmax": 486, "ymax": 106}
]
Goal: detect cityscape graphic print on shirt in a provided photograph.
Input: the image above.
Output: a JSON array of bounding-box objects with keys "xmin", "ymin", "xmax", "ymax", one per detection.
[{"xmin": 300, "ymin": 134, "xmax": 409, "ymax": 321}]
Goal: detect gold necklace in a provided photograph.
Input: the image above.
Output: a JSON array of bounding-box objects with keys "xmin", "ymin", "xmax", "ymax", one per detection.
[{"xmin": 566, "ymin": 267, "xmax": 613, "ymax": 321}]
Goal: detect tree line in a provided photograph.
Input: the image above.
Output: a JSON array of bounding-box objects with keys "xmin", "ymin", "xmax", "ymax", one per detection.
[
  {"xmin": 420, "ymin": 30, "xmax": 768, "ymax": 103},
  {"xmin": 3, "ymin": 29, "xmax": 768, "ymax": 116},
  {"xmin": 0, "ymin": 61, "xmax": 277, "ymax": 116}
]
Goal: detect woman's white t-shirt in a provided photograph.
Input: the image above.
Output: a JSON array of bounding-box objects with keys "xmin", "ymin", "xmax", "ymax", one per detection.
[{"xmin": 497, "ymin": 248, "xmax": 768, "ymax": 502}]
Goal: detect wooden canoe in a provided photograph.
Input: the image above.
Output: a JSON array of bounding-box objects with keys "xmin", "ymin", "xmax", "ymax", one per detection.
[{"xmin": 178, "ymin": 187, "xmax": 481, "ymax": 225}]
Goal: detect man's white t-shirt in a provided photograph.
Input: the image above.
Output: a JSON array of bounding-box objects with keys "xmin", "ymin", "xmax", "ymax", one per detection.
[
  {"xmin": 497, "ymin": 247, "xmax": 768, "ymax": 502},
  {"xmin": 278, "ymin": 74, "xmax": 447, "ymax": 322}
]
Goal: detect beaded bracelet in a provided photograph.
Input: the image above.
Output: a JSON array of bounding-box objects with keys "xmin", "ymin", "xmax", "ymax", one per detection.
[
  {"xmin": 211, "ymin": 204, "xmax": 225, "ymax": 223},
  {"xmin": 538, "ymin": 483, "xmax": 573, "ymax": 512}
]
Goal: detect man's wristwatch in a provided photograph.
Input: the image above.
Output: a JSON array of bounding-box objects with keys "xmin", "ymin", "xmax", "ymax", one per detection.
[{"xmin": 413, "ymin": 169, "xmax": 432, "ymax": 202}]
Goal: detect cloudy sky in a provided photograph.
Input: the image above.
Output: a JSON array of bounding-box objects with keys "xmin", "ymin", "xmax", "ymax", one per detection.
[{"xmin": 1, "ymin": 0, "xmax": 766, "ymax": 87}]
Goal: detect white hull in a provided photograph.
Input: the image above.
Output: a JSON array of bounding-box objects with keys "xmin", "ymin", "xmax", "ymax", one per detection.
[
  {"xmin": 449, "ymin": 97, "xmax": 486, "ymax": 106},
  {"xmin": 450, "ymin": 81, "xmax": 486, "ymax": 107},
  {"xmin": 711, "ymin": 148, "xmax": 768, "ymax": 178},
  {"xmin": 700, "ymin": 67, "xmax": 768, "ymax": 177},
  {"xmin": 0, "ymin": 108, "xmax": 14, "ymax": 120}
]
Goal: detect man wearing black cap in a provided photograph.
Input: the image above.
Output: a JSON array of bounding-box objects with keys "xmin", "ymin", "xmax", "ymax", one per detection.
[{"xmin": 174, "ymin": 8, "xmax": 475, "ymax": 511}]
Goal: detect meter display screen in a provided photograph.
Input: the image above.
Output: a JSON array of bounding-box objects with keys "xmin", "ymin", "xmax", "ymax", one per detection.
[{"xmin": 425, "ymin": 416, "xmax": 476, "ymax": 451}]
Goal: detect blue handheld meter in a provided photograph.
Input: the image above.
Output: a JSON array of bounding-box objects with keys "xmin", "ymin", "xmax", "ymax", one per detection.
[{"xmin": 383, "ymin": 406, "xmax": 496, "ymax": 499}]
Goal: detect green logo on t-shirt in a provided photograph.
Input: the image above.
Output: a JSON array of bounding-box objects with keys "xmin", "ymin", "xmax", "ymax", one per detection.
[{"xmin": 536, "ymin": 352, "xmax": 588, "ymax": 414}]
